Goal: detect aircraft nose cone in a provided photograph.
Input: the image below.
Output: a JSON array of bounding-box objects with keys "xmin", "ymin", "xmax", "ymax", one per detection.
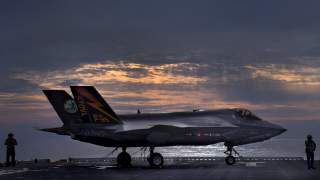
[
  {"xmin": 275, "ymin": 127, "xmax": 286, "ymax": 136},
  {"xmin": 279, "ymin": 127, "xmax": 287, "ymax": 134},
  {"xmin": 272, "ymin": 125, "xmax": 287, "ymax": 136},
  {"xmin": 264, "ymin": 122, "xmax": 287, "ymax": 137}
]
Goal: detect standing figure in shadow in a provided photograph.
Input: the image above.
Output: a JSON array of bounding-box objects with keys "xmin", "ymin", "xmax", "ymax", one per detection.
[
  {"xmin": 305, "ymin": 134, "xmax": 316, "ymax": 170},
  {"xmin": 5, "ymin": 133, "xmax": 18, "ymax": 167}
]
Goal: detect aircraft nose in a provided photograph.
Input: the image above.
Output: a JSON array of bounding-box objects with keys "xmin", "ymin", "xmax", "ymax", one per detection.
[
  {"xmin": 275, "ymin": 127, "xmax": 286, "ymax": 136},
  {"xmin": 270, "ymin": 123, "xmax": 286, "ymax": 136}
]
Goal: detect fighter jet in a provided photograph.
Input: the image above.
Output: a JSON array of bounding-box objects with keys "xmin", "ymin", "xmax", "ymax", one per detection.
[{"xmin": 41, "ymin": 86, "xmax": 286, "ymax": 167}]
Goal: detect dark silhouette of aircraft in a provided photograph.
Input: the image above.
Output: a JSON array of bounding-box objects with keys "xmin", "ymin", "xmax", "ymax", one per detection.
[{"xmin": 41, "ymin": 86, "xmax": 286, "ymax": 167}]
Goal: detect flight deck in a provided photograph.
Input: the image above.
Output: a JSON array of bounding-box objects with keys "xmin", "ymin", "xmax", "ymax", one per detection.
[{"xmin": 0, "ymin": 157, "xmax": 319, "ymax": 180}]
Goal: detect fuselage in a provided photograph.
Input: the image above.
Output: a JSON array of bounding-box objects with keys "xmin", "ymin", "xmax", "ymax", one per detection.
[
  {"xmin": 69, "ymin": 109, "xmax": 286, "ymax": 147},
  {"xmin": 42, "ymin": 86, "xmax": 287, "ymax": 167}
]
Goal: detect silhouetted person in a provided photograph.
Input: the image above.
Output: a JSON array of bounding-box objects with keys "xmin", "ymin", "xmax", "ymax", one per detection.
[
  {"xmin": 137, "ymin": 109, "xmax": 141, "ymax": 114},
  {"xmin": 5, "ymin": 133, "xmax": 17, "ymax": 167},
  {"xmin": 305, "ymin": 135, "xmax": 316, "ymax": 169}
]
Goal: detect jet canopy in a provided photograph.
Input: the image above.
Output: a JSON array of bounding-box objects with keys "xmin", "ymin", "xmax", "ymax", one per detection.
[{"xmin": 234, "ymin": 108, "xmax": 261, "ymax": 120}]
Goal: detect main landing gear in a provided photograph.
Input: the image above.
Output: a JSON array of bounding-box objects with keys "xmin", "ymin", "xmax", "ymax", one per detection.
[
  {"xmin": 115, "ymin": 147, "xmax": 164, "ymax": 168},
  {"xmin": 117, "ymin": 147, "xmax": 131, "ymax": 167},
  {"xmin": 147, "ymin": 147, "xmax": 164, "ymax": 168},
  {"xmin": 224, "ymin": 142, "xmax": 239, "ymax": 165}
]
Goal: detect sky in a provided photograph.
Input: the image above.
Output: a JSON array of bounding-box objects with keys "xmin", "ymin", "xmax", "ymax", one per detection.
[
  {"xmin": 0, "ymin": 0, "xmax": 320, "ymax": 160},
  {"xmin": 1, "ymin": 0, "xmax": 320, "ymax": 160}
]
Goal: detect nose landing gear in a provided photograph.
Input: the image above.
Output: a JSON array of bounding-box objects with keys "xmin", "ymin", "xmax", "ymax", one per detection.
[{"xmin": 224, "ymin": 142, "xmax": 239, "ymax": 165}]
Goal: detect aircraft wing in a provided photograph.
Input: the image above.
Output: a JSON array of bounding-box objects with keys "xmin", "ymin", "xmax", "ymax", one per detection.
[{"xmin": 116, "ymin": 116, "xmax": 238, "ymax": 132}]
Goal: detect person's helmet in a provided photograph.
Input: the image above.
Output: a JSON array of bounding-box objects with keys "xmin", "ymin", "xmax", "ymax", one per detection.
[
  {"xmin": 8, "ymin": 133, "xmax": 13, "ymax": 137},
  {"xmin": 307, "ymin": 134, "xmax": 312, "ymax": 139}
]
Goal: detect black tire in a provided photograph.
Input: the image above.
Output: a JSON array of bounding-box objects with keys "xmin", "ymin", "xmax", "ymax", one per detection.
[
  {"xmin": 225, "ymin": 155, "xmax": 236, "ymax": 165},
  {"xmin": 117, "ymin": 152, "xmax": 131, "ymax": 167},
  {"xmin": 148, "ymin": 153, "xmax": 164, "ymax": 168}
]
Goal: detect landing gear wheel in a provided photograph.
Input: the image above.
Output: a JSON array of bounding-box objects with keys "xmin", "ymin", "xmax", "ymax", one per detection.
[
  {"xmin": 224, "ymin": 142, "xmax": 239, "ymax": 165},
  {"xmin": 225, "ymin": 155, "xmax": 236, "ymax": 165},
  {"xmin": 148, "ymin": 153, "xmax": 164, "ymax": 168},
  {"xmin": 117, "ymin": 152, "xmax": 131, "ymax": 167}
]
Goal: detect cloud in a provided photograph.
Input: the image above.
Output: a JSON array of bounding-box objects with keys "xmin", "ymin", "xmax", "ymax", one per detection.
[
  {"xmin": 0, "ymin": 61, "xmax": 212, "ymax": 122},
  {"xmin": 5, "ymin": 61, "xmax": 275, "ymax": 118},
  {"xmin": 246, "ymin": 64, "xmax": 320, "ymax": 85},
  {"xmin": 12, "ymin": 62, "xmax": 208, "ymax": 89},
  {"xmin": 0, "ymin": 92, "xmax": 48, "ymax": 110},
  {"xmin": 2, "ymin": 60, "xmax": 320, "ymax": 123}
]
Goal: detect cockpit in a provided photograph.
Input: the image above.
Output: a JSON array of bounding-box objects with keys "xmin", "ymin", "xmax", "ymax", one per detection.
[{"xmin": 234, "ymin": 108, "xmax": 261, "ymax": 120}]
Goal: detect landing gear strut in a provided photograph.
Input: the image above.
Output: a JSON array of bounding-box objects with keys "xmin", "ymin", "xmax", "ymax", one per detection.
[
  {"xmin": 224, "ymin": 142, "xmax": 239, "ymax": 165},
  {"xmin": 117, "ymin": 147, "xmax": 131, "ymax": 167},
  {"xmin": 147, "ymin": 147, "xmax": 164, "ymax": 168}
]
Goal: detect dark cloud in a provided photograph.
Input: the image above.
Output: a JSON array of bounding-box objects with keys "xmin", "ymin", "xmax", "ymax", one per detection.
[
  {"xmin": 215, "ymin": 77, "xmax": 320, "ymax": 104},
  {"xmin": 1, "ymin": 0, "xmax": 320, "ymax": 123},
  {"xmin": 2, "ymin": 0, "xmax": 320, "ymax": 70}
]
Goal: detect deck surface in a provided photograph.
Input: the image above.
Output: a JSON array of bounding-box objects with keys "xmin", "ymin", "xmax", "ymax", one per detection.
[{"xmin": 0, "ymin": 157, "xmax": 319, "ymax": 180}]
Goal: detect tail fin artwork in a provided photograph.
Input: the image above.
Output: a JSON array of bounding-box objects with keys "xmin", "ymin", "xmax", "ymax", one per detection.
[
  {"xmin": 70, "ymin": 86, "xmax": 122, "ymax": 124},
  {"xmin": 43, "ymin": 90, "xmax": 82, "ymax": 128}
]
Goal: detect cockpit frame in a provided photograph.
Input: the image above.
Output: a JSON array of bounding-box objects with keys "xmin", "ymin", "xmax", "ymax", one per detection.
[{"xmin": 234, "ymin": 108, "xmax": 261, "ymax": 120}]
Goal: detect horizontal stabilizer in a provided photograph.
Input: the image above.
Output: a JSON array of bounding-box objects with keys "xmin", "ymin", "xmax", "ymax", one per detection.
[{"xmin": 38, "ymin": 127, "xmax": 70, "ymax": 135}]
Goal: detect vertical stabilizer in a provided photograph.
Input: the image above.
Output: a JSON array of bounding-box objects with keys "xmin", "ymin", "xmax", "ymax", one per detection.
[
  {"xmin": 70, "ymin": 86, "xmax": 121, "ymax": 124},
  {"xmin": 43, "ymin": 90, "xmax": 82, "ymax": 128}
]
